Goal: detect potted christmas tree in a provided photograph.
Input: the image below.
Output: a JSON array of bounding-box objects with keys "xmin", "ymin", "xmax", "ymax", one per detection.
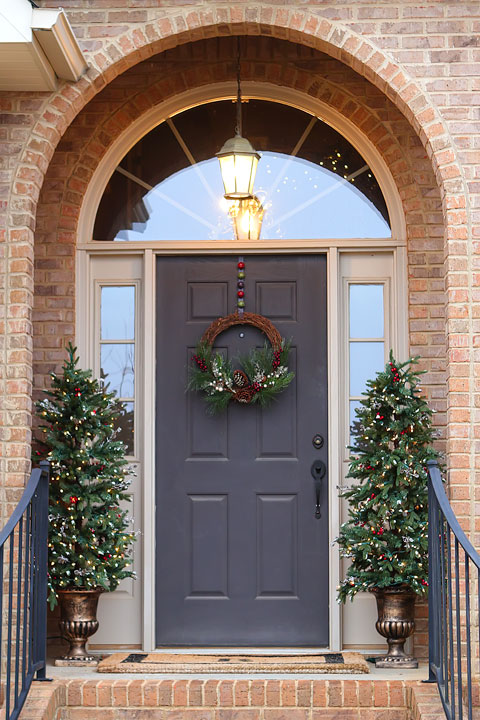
[
  {"xmin": 336, "ymin": 353, "xmax": 440, "ymax": 667},
  {"xmin": 35, "ymin": 344, "xmax": 136, "ymax": 662}
]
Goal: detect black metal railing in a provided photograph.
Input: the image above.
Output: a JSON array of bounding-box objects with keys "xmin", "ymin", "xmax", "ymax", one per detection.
[
  {"xmin": 427, "ymin": 459, "xmax": 480, "ymax": 720},
  {"xmin": 0, "ymin": 461, "xmax": 49, "ymax": 720}
]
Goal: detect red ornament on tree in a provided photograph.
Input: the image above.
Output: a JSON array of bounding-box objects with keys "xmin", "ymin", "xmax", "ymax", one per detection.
[{"xmin": 69, "ymin": 496, "xmax": 78, "ymax": 505}]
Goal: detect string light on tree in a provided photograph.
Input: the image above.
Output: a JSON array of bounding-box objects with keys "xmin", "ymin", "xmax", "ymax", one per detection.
[
  {"xmin": 335, "ymin": 352, "xmax": 441, "ymax": 602},
  {"xmin": 35, "ymin": 343, "xmax": 137, "ymax": 609}
]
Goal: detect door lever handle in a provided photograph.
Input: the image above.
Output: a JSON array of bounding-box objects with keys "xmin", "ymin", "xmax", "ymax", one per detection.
[{"xmin": 311, "ymin": 460, "xmax": 326, "ymax": 519}]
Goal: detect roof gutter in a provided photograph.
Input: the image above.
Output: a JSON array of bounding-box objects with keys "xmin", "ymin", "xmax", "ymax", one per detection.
[{"xmin": 31, "ymin": 7, "xmax": 88, "ymax": 83}]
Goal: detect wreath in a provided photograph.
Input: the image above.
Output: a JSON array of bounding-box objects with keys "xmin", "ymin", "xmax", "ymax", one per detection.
[{"xmin": 188, "ymin": 312, "xmax": 294, "ymax": 414}]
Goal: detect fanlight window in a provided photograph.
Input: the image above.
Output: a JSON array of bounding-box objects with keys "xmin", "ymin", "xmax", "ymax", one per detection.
[{"xmin": 94, "ymin": 100, "xmax": 391, "ymax": 242}]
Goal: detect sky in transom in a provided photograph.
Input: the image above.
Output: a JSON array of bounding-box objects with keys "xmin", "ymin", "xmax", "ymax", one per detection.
[{"xmin": 114, "ymin": 151, "xmax": 391, "ymax": 242}]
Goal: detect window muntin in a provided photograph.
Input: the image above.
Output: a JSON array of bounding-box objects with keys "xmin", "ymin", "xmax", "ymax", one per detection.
[
  {"xmin": 99, "ymin": 285, "xmax": 136, "ymax": 455},
  {"xmin": 93, "ymin": 100, "xmax": 391, "ymax": 242}
]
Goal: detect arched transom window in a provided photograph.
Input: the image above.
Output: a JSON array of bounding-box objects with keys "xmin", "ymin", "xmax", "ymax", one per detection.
[{"xmin": 94, "ymin": 100, "xmax": 391, "ymax": 242}]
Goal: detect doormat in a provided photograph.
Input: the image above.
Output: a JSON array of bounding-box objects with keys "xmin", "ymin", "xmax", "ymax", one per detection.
[{"xmin": 97, "ymin": 651, "xmax": 369, "ymax": 674}]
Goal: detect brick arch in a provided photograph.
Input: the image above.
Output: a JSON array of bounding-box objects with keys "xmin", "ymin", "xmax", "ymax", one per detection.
[
  {"xmin": 28, "ymin": 9, "xmax": 464, "ymax": 452},
  {"xmin": 6, "ymin": 7, "xmax": 466, "ymax": 498},
  {"xmin": 19, "ymin": 7, "xmax": 462, "ymax": 226},
  {"xmin": 34, "ymin": 41, "xmax": 445, "ymax": 422}
]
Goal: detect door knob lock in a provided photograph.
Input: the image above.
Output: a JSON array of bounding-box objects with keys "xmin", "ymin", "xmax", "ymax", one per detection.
[{"xmin": 312, "ymin": 434, "xmax": 324, "ymax": 449}]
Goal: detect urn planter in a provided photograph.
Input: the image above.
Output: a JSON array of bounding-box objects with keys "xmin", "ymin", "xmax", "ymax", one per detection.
[
  {"xmin": 371, "ymin": 585, "xmax": 418, "ymax": 668},
  {"xmin": 57, "ymin": 588, "xmax": 103, "ymax": 662}
]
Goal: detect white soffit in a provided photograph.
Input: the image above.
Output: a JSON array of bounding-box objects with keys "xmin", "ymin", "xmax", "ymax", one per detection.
[{"xmin": 0, "ymin": 0, "xmax": 87, "ymax": 91}]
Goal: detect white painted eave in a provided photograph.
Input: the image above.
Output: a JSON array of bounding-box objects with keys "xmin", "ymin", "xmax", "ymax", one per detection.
[{"xmin": 0, "ymin": 1, "xmax": 87, "ymax": 92}]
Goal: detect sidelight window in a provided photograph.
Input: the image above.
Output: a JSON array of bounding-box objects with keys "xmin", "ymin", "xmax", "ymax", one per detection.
[
  {"xmin": 348, "ymin": 283, "xmax": 386, "ymax": 441},
  {"xmin": 99, "ymin": 285, "xmax": 136, "ymax": 455}
]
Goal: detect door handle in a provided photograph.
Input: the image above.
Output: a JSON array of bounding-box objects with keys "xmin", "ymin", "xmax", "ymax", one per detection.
[{"xmin": 311, "ymin": 460, "xmax": 326, "ymax": 519}]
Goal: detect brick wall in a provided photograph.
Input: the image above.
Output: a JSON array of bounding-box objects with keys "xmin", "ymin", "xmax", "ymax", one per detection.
[
  {"xmin": 0, "ymin": 0, "xmax": 478, "ymax": 651},
  {"xmin": 3, "ymin": 0, "xmax": 471, "ymax": 526}
]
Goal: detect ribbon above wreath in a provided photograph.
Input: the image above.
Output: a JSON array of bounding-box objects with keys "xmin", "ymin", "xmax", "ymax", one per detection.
[{"xmin": 188, "ymin": 312, "xmax": 294, "ymax": 414}]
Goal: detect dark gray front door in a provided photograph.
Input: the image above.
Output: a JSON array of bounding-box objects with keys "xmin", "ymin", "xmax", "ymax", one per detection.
[{"xmin": 156, "ymin": 255, "xmax": 328, "ymax": 646}]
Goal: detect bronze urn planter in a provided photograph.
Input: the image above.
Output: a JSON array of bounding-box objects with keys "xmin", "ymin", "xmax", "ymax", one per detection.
[
  {"xmin": 57, "ymin": 588, "xmax": 103, "ymax": 663},
  {"xmin": 371, "ymin": 585, "xmax": 418, "ymax": 668}
]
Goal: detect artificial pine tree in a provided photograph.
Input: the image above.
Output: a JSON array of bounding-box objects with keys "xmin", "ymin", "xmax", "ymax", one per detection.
[
  {"xmin": 336, "ymin": 352, "xmax": 440, "ymax": 603},
  {"xmin": 35, "ymin": 343, "xmax": 136, "ymax": 609}
]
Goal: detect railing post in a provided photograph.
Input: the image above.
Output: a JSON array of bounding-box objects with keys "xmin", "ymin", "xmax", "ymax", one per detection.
[
  {"xmin": 34, "ymin": 461, "xmax": 50, "ymax": 680},
  {"xmin": 427, "ymin": 459, "xmax": 437, "ymax": 683},
  {"xmin": 0, "ymin": 465, "xmax": 52, "ymax": 719}
]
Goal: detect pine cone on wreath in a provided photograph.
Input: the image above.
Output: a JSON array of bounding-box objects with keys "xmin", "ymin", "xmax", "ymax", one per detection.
[
  {"xmin": 234, "ymin": 388, "xmax": 254, "ymax": 404},
  {"xmin": 233, "ymin": 370, "xmax": 249, "ymax": 388}
]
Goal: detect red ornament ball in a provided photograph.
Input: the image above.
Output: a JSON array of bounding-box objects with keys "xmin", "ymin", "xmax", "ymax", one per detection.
[
  {"xmin": 237, "ymin": 261, "xmax": 245, "ymax": 269},
  {"xmin": 237, "ymin": 290, "xmax": 245, "ymax": 298},
  {"xmin": 69, "ymin": 496, "xmax": 78, "ymax": 505}
]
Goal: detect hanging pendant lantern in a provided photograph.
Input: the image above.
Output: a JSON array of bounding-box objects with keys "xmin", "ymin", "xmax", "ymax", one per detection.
[
  {"xmin": 217, "ymin": 38, "xmax": 260, "ymax": 200},
  {"xmin": 229, "ymin": 195, "xmax": 264, "ymax": 241},
  {"xmin": 217, "ymin": 136, "xmax": 260, "ymax": 200}
]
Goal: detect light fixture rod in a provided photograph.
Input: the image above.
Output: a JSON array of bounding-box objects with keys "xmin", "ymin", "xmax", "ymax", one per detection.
[{"xmin": 235, "ymin": 37, "xmax": 242, "ymax": 137}]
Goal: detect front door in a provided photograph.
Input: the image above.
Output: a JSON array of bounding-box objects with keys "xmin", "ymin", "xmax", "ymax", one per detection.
[{"xmin": 155, "ymin": 255, "xmax": 328, "ymax": 646}]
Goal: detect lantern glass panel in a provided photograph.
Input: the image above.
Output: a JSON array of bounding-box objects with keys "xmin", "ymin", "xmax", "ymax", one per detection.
[
  {"xmin": 234, "ymin": 154, "xmax": 254, "ymax": 197},
  {"xmin": 218, "ymin": 155, "xmax": 236, "ymax": 197}
]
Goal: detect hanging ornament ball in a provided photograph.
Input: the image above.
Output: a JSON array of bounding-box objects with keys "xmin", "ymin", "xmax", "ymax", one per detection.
[
  {"xmin": 237, "ymin": 300, "xmax": 245, "ymax": 308},
  {"xmin": 237, "ymin": 281, "xmax": 245, "ymax": 289},
  {"xmin": 237, "ymin": 290, "xmax": 245, "ymax": 298},
  {"xmin": 238, "ymin": 271, "xmax": 245, "ymax": 279},
  {"xmin": 237, "ymin": 261, "xmax": 245, "ymax": 269}
]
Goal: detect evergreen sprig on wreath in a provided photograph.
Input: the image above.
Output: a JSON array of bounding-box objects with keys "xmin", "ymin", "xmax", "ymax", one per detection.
[
  {"xmin": 336, "ymin": 352, "xmax": 441, "ymax": 603},
  {"xmin": 189, "ymin": 339, "xmax": 294, "ymax": 414}
]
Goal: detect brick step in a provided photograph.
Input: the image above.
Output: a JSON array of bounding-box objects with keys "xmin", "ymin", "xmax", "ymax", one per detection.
[{"xmin": 18, "ymin": 678, "xmax": 456, "ymax": 720}]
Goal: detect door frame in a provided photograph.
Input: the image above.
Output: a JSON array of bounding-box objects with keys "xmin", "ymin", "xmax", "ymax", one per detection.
[{"xmin": 78, "ymin": 243, "xmax": 408, "ymax": 651}]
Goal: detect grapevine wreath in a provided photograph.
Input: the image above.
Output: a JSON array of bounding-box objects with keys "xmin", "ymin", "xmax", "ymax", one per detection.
[{"xmin": 189, "ymin": 312, "xmax": 294, "ymax": 414}]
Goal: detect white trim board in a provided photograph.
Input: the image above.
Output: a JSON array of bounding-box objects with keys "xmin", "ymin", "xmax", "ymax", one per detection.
[{"xmin": 81, "ymin": 246, "xmax": 406, "ymax": 651}]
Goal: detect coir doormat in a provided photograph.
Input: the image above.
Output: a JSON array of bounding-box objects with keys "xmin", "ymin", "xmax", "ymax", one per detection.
[{"xmin": 97, "ymin": 651, "xmax": 369, "ymax": 674}]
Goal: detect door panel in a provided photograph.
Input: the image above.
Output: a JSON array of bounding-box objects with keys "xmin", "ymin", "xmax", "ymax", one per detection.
[{"xmin": 156, "ymin": 255, "xmax": 328, "ymax": 646}]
